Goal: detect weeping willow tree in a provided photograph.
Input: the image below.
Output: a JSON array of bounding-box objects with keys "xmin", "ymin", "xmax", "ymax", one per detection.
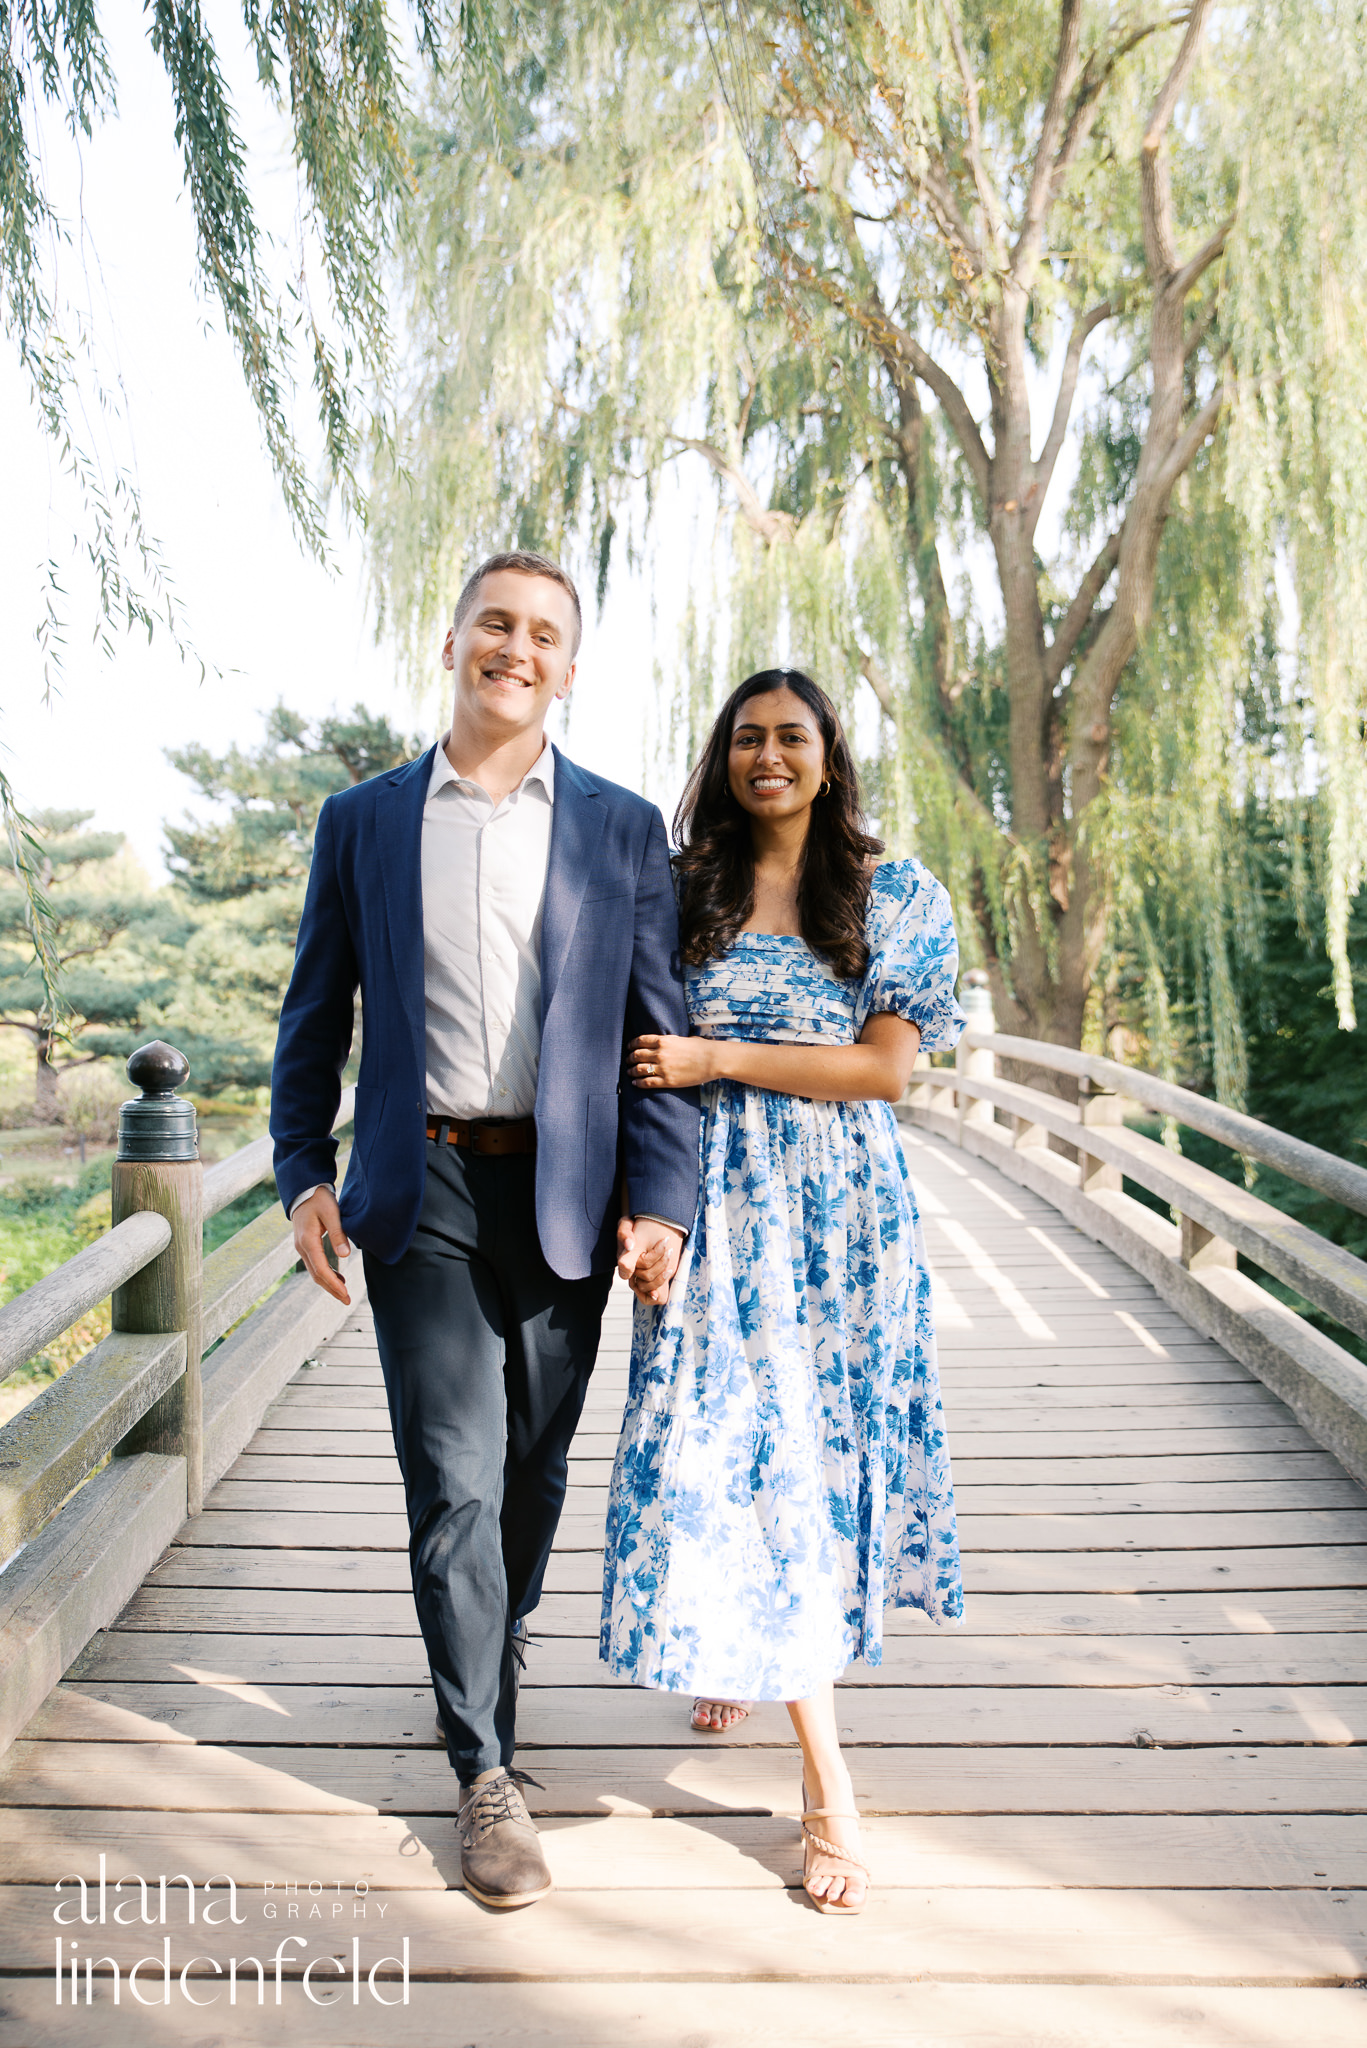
[
  {"xmin": 1, "ymin": 0, "xmax": 479, "ymax": 1021},
  {"xmin": 374, "ymin": 0, "xmax": 1367, "ymax": 1087},
  {"xmin": 3, "ymin": 0, "xmax": 449, "ymax": 617}
]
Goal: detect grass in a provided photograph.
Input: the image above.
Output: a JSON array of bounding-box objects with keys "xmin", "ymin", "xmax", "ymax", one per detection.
[{"xmin": 0, "ymin": 1158, "xmax": 118, "ymax": 1424}]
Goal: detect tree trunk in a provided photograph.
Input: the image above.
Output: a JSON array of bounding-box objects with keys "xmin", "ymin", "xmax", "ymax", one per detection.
[
  {"xmin": 985, "ymin": 287, "xmax": 1089, "ymax": 1054},
  {"xmin": 914, "ymin": 2, "xmax": 1220, "ymax": 1062}
]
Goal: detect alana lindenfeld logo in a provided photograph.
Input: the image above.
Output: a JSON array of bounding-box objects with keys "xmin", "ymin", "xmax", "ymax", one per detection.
[{"xmin": 52, "ymin": 1858, "xmax": 410, "ymax": 2008}]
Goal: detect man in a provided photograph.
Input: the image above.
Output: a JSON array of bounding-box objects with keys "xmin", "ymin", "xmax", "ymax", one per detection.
[{"xmin": 271, "ymin": 551, "xmax": 699, "ymax": 1909}]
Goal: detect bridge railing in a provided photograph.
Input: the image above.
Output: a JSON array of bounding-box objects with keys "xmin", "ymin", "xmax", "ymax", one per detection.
[
  {"xmin": 900, "ymin": 984, "xmax": 1367, "ymax": 1491},
  {"xmin": 0, "ymin": 1042, "xmax": 359, "ymax": 1753}
]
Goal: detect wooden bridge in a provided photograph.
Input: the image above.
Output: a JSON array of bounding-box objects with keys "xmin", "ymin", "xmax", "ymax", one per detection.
[{"xmin": 0, "ymin": 1023, "xmax": 1365, "ymax": 2044}]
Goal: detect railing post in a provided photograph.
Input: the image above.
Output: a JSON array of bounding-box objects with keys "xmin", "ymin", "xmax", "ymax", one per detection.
[
  {"xmin": 905, "ymin": 1049, "xmax": 934, "ymax": 1108},
  {"xmin": 1180, "ymin": 1214, "xmax": 1238, "ymax": 1273},
  {"xmin": 111, "ymin": 1042, "xmax": 205, "ymax": 1515},
  {"xmin": 1078, "ymin": 1075, "xmax": 1124, "ymax": 1193},
  {"xmin": 1013, "ymin": 1110, "xmax": 1050, "ymax": 1152},
  {"xmin": 956, "ymin": 970, "xmax": 996, "ymax": 1130}
]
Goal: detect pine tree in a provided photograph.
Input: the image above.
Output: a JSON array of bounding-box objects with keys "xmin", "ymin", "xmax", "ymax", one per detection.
[
  {"xmin": 152, "ymin": 704, "xmax": 424, "ymax": 1092},
  {"xmin": 165, "ymin": 704, "xmax": 425, "ymax": 900},
  {"xmin": 0, "ymin": 812, "xmax": 187, "ymax": 1114}
]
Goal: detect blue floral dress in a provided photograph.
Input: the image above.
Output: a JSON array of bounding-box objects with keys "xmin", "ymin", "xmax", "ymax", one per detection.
[{"xmin": 600, "ymin": 858, "xmax": 966, "ymax": 1702}]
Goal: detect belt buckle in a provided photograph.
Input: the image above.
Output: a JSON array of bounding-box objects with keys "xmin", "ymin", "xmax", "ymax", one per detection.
[{"xmin": 468, "ymin": 1118, "xmax": 502, "ymax": 1155}]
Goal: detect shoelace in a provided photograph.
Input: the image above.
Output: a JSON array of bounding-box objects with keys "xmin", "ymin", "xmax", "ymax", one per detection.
[{"xmin": 460, "ymin": 1772, "xmax": 530, "ymax": 1846}]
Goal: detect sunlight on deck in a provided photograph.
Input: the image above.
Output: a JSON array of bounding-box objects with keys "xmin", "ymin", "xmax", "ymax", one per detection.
[
  {"xmin": 1, "ymin": 1124, "xmax": 1364, "ymax": 2045},
  {"xmin": 934, "ymin": 1214, "xmax": 1058, "ymax": 1339}
]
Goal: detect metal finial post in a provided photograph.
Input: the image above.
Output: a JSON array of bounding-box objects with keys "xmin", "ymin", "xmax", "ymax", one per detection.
[{"xmin": 111, "ymin": 1042, "xmax": 205, "ymax": 1514}]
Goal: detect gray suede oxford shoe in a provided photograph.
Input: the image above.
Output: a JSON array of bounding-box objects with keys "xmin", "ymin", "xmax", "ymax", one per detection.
[{"xmin": 457, "ymin": 1768, "xmax": 552, "ymax": 1909}]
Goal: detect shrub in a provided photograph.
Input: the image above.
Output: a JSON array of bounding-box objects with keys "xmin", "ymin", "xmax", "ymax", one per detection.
[{"xmin": 59, "ymin": 1064, "xmax": 127, "ymax": 1158}]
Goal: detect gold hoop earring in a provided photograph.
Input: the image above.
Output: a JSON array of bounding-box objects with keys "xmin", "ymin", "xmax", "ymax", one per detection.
[{"xmin": 819, "ymin": 779, "xmax": 831, "ymax": 796}]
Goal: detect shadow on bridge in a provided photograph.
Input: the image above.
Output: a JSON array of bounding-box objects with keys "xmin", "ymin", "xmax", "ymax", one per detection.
[{"xmin": 1, "ymin": 1037, "xmax": 1366, "ymax": 2045}]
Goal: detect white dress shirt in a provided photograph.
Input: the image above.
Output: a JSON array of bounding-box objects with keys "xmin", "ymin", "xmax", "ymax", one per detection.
[
  {"xmin": 421, "ymin": 737, "xmax": 554, "ymax": 1118},
  {"xmin": 289, "ymin": 739, "xmax": 554, "ymax": 1215}
]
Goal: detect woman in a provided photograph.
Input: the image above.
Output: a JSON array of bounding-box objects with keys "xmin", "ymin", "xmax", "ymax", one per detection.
[{"xmin": 600, "ymin": 668, "xmax": 965, "ymax": 1915}]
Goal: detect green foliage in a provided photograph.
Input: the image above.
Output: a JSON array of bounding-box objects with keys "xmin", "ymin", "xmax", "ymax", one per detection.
[
  {"xmin": 204, "ymin": 1179, "xmax": 279, "ymax": 1257},
  {"xmin": 136, "ymin": 701, "xmax": 418, "ymax": 1092},
  {"xmin": 1135, "ymin": 801, "xmax": 1367, "ymax": 1220},
  {"xmin": 0, "ymin": 1158, "xmax": 116, "ymax": 1394},
  {"xmin": 0, "ymin": 706, "xmax": 416, "ymax": 1116},
  {"xmin": 1117, "ymin": 798, "xmax": 1367, "ymax": 1361},
  {"xmin": 151, "ymin": 888, "xmax": 306, "ymax": 1095},
  {"xmin": 165, "ymin": 703, "xmax": 424, "ymax": 900},
  {"xmin": 2, "ymin": 775, "xmax": 71, "ymax": 1042},
  {"xmin": 375, "ymin": 0, "xmax": 1367, "ymax": 1085},
  {"xmin": 0, "ymin": 1156, "xmax": 111, "ymax": 1227},
  {"xmin": 2, "ymin": 0, "xmax": 453, "ymax": 682},
  {"xmin": 0, "ymin": 810, "xmax": 187, "ymax": 1107}
]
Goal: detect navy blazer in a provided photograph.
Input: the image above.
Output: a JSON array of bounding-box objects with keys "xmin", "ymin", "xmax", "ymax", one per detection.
[{"xmin": 270, "ymin": 744, "xmax": 700, "ymax": 1278}]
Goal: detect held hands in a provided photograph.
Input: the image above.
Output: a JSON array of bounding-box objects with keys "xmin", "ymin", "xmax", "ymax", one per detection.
[
  {"xmin": 616, "ymin": 1215, "xmax": 685, "ymax": 1306},
  {"xmin": 293, "ymin": 1187, "xmax": 352, "ymax": 1306},
  {"xmin": 628, "ymin": 1033, "xmax": 717, "ymax": 1090}
]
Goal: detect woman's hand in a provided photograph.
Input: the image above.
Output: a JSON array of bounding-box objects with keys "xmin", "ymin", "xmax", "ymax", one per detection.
[{"xmin": 628, "ymin": 1033, "xmax": 719, "ymax": 1089}]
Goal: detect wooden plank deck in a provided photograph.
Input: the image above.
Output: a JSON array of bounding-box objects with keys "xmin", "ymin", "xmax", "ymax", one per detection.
[{"xmin": 2, "ymin": 1125, "xmax": 1365, "ymax": 2045}]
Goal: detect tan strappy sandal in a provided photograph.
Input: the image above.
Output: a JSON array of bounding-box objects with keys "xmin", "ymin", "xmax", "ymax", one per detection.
[
  {"xmin": 690, "ymin": 1697, "xmax": 751, "ymax": 1732},
  {"xmin": 800, "ymin": 1792, "xmax": 870, "ymax": 1916}
]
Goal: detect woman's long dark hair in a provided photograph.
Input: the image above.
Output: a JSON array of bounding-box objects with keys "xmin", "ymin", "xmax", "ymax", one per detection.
[{"xmin": 673, "ymin": 668, "xmax": 883, "ymax": 980}]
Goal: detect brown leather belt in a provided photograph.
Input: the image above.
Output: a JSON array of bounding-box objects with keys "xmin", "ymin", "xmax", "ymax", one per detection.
[{"xmin": 426, "ymin": 1115, "xmax": 537, "ymax": 1157}]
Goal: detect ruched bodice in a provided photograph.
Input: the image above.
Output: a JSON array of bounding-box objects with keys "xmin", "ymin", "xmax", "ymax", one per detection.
[
  {"xmin": 684, "ymin": 858, "xmax": 968, "ymax": 1051},
  {"xmin": 686, "ymin": 934, "xmax": 856, "ymax": 1044}
]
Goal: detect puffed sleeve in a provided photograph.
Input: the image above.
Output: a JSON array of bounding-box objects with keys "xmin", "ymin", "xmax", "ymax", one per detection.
[{"xmin": 855, "ymin": 861, "xmax": 966, "ymax": 1053}]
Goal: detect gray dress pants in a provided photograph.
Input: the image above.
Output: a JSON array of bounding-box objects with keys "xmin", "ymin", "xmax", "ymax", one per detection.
[{"xmin": 364, "ymin": 1138, "xmax": 612, "ymax": 1781}]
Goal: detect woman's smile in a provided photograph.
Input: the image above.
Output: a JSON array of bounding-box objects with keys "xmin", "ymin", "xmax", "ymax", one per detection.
[{"xmin": 727, "ymin": 687, "xmax": 826, "ymax": 816}]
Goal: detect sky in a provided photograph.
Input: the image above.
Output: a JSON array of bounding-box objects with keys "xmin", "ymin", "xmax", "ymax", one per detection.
[
  {"xmin": 0, "ymin": 7, "xmax": 688, "ymax": 883},
  {"xmin": 0, "ymin": 7, "xmax": 1092, "ymax": 890}
]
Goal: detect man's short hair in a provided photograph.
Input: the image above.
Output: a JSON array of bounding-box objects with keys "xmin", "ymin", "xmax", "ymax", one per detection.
[{"xmin": 452, "ymin": 550, "xmax": 582, "ymax": 653}]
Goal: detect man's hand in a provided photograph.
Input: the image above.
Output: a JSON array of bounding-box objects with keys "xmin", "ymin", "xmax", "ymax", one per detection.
[
  {"xmin": 293, "ymin": 1187, "xmax": 352, "ymax": 1306},
  {"xmin": 616, "ymin": 1215, "xmax": 685, "ymax": 1306}
]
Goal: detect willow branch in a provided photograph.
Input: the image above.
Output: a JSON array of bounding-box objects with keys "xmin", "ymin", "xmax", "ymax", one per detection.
[
  {"xmin": 1045, "ymin": 527, "xmax": 1123, "ymax": 685},
  {"xmin": 942, "ymin": 0, "xmax": 1005, "ymax": 256},
  {"xmin": 669, "ymin": 436, "xmax": 796, "ymax": 545},
  {"xmin": 1014, "ymin": 0, "xmax": 1083, "ymax": 282},
  {"xmin": 1142, "ymin": 0, "xmax": 1211, "ymax": 151},
  {"xmin": 1153, "ymin": 384, "xmax": 1226, "ymax": 498},
  {"xmin": 859, "ymin": 650, "xmax": 896, "ymax": 716},
  {"xmin": 1140, "ymin": 0, "xmax": 1214, "ymax": 278},
  {"xmin": 911, "ymin": 151, "xmax": 984, "ymax": 274},
  {"xmin": 1033, "ymin": 300, "xmax": 1112, "ymax": 506},
  {"xmin": 857, "ymin": 652, "xmax": 1007, "ymax": 840},
  {"xmin": 1053, "ymin": 14, "xmax": 1186, "ymax": 195},
  {"xmin": 1183, "ymin": 295, "xmax": 1220, "ymax": 364},
  {"xmin": 785, "ymin": 243, "xmax": 992, "ymax": 504},
  {"xmin": 1170, "ymin": 213, "xmax": 1236, "ymax": 302},
  {"xmin": 890, "ymin": 330, "xmax": 991, "ymax": 503}
]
